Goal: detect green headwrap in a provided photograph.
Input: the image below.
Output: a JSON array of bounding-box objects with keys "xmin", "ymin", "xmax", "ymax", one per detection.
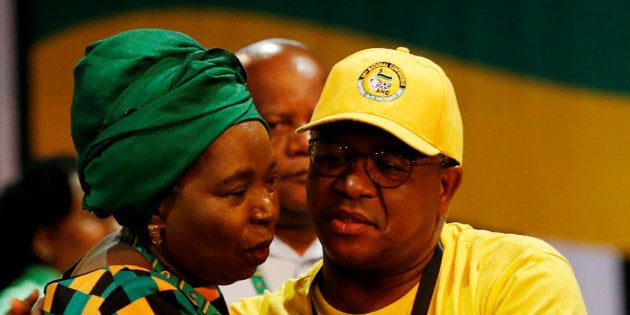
[{"xmin": 71, "ymin": 29, "xmax": 268, "ymax": 226}]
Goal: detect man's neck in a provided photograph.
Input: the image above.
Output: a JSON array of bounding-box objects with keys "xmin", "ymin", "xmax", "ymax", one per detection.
[
  {"xmin": 274, "ymin": 227, "xmax": 318, "ymax": 256},
  {"xmin": 317, "ymin": 257, "xmax": 429, "ymax": 313}
]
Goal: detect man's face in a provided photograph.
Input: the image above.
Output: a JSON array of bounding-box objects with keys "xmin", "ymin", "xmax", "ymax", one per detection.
[
  {"xmin": 307, "ymin": 122, "xmax": 460, "ymax": 273},
  {"xmin": 243, "ymin": 48, "xmax": 326, "ymax": 229}
]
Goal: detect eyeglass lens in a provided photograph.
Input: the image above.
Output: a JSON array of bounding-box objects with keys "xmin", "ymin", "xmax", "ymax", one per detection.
[{"xmin": 309, "ymin": 139, "xmax": 437, "ymax": 188}]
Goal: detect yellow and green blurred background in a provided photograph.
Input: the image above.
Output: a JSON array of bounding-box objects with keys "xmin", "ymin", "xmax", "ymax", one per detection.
[{"xmin": 1, "ymin": 1, "xmax": 629, "ymax": 312}]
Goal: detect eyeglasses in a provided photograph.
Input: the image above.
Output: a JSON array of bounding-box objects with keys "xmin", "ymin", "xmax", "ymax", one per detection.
[{"xmin": 309, "ymin": 138, "xmax": 451, "ymax": 188}]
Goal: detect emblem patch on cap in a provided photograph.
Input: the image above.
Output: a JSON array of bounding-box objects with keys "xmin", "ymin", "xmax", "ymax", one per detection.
[{"xmin": 357, "ymin": 62, "xmax": 406, "ymax": 101}]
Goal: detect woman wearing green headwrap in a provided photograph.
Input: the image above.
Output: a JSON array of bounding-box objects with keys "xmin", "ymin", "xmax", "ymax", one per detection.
[{"xmin": 31, "ymin": 29, "xmax": 280, "ymax": 314}]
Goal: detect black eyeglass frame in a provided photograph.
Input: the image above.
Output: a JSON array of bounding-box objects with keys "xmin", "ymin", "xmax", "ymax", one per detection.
[{"xmin": 308, "ymin": 138, "xmax": 458, "ymax": 188}]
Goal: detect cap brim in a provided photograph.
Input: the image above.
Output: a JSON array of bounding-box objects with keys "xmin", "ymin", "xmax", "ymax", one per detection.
[{"xmin": 296, "ymin": 112, "xmax": 440, "ymax": 157}]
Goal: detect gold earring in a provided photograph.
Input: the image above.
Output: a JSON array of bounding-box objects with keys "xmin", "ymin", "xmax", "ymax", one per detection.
[{"xmin": 148, "ymin": 224, "xmax": 163, "ymax": 246}]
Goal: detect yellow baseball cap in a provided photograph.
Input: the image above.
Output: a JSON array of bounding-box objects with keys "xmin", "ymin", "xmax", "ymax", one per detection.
[{"xmin": 296, "ymin": 47, "xmax": 463, "ymax": 165}]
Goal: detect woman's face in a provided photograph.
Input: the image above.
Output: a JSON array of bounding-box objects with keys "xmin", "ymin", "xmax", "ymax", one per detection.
[{"xmin": 158, "ymin": 120, "xmax": 279, "ymax": 286}]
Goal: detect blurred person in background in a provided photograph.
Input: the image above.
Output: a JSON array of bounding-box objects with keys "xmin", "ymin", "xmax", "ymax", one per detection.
[
  {"xmin": 220, "ymin": 38, "xmax": 327, "ymax": 303},
  {"xmin": 0, "ymin": 155, "xmax": 120, "ymax": 313}
]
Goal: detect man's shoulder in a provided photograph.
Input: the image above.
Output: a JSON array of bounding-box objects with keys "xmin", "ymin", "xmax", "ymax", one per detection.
[
  {"xmin": 442, "ymin": 222, "xmax": 568, "ymax": 265},
  {"xmin": 230, "ymin": 261, "xmax": 322, "ymax": 315}
]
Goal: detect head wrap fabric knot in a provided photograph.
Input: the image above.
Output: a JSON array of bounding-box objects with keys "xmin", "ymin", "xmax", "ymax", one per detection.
[{"xmin": 71, "ymin": 29, "xmax": 267, "ymax": 226}]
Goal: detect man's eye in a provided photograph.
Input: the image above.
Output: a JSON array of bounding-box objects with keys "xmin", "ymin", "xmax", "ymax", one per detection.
[
  {"xmin": 265, "ymin": 174, "xmax": 278, "ymax": 190},
  {"xmin": 317, "ymin": 154, "xmax": 346, "ymax": 166},
  {"xmin": 374, "ymin": 153, "xmax": 409, "ymax": 173},
  {"xmin": 267, "ymin": 120, "xmax": 293, "ymax": 132},
  {"xmin": 229, "ymin": 188, "xmax": 247, "ymax": 197},
  {"xmin": 375, "ymin": 159, "xmax": 406, "ymax": 173}
]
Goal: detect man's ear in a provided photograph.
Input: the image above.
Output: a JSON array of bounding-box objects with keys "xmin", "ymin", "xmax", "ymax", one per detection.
[{"xmin": 438, "ymin": 166, "xmax": 463, "ymax": 217}]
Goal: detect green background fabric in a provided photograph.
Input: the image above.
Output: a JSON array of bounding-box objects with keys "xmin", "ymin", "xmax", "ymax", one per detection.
[{"xmin": 26, "ymin": 0, "xmax": 630, "ymax": 95}]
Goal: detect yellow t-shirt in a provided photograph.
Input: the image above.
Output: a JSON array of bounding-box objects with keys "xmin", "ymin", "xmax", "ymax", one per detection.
[
  {"xmin": 312, "ymin": 281, "xmax": 417, "ymax": 314},
  {"xmin": 230, "ymin": 222, "xmax": 587, "ymax": 315}
]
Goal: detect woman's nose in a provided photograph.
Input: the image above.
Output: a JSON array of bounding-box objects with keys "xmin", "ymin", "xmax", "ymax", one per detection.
[{"xmin": 250, "ymin": 187, "xmax": 279, "ymax": 225}]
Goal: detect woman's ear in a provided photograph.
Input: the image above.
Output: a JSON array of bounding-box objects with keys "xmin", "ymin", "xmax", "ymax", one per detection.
[
  {"xmin": 32, "ymin": 227, "xmax": 55, "ymax": 264},
  {"xmin": 156, "ymin": 184, "xmax": 182, "ymax": 219}
]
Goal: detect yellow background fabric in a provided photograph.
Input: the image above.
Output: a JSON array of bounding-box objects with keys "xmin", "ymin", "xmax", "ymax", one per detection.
[{"xmin": 28, "ymin": 9, "xmax": 630, "ymax": 255}]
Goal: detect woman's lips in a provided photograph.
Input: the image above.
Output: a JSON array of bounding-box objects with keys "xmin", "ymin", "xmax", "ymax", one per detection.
[
  {"xmin": 249, "ymin": 247, "xmax": 270, "ymax": 264},
  {"xmin": 246, "ymin": 240, "xmax": 272, "ymax": 264}
]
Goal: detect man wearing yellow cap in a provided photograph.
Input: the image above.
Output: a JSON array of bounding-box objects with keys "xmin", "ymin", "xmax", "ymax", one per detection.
[{"xmin": 231, "ymin": 47, "xmax": 587, "ymax": 314}]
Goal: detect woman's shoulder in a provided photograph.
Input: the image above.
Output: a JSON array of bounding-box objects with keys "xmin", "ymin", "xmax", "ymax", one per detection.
[
  {"xmin": 39, "ymin": 231, "xmax": 189, "ymax": 313},
  {"xmin": 71, "ymin": 231, "xmax": 152, "ymax": 276},
  {"xmin": 43, "ymin": 264, "xmax": 187, "ymax": 314}
]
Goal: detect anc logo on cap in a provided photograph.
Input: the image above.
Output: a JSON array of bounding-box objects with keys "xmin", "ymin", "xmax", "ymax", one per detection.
[{"xmin": 357, "ymin": 62, "xmax": 406, "ymax": 101}]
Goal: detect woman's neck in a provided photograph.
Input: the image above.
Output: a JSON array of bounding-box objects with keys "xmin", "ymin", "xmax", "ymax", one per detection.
[{"xmin": 71, "ymin": 231, "xmax": 151, "ymax": 276}]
